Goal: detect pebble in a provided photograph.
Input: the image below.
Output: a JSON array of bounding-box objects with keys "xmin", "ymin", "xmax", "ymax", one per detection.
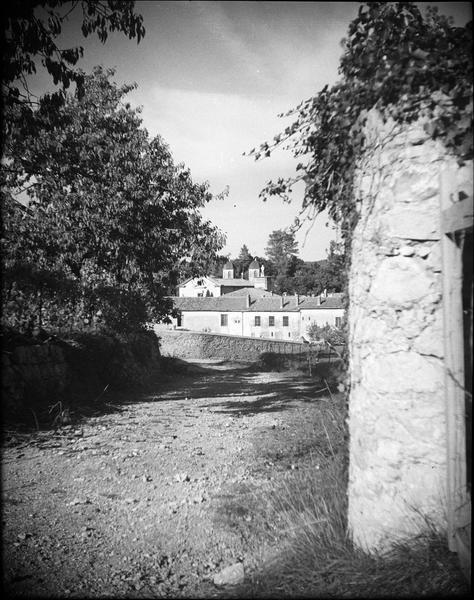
[{"xmin": 213, "ymin": 562, "xmax": 245, "ymax": 586}]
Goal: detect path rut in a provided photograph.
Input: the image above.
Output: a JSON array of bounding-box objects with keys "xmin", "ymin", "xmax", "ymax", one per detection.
[{"xmin": 2, "ymin": 361, "xmax": 326, "ymax": 598}]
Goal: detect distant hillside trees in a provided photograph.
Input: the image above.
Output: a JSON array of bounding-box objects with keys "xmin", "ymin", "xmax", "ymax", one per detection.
[
  {"xmin": 200, "ymin": 233, "xmax": 344, "ymax": 295},
  {"xmin": 293, "ymin": 241, "xmax": 345, "ymax": 295}
]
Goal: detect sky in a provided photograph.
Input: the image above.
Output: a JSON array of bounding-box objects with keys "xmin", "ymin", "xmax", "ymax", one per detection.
[{"xmin": 29, "ymin": 1, "xmax": 472, "ymax": 261}]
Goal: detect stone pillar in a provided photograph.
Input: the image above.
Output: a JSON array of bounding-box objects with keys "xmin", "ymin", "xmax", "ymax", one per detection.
[{"xmin": 347, "ymin": 109, "xmax": 471, "ymax": 551}]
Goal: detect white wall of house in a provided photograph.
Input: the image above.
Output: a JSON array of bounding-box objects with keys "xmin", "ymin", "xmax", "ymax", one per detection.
[
  {"xmin": 178, "ymin": 311, "xmax": 243, "ymax": 335},
  {"xmin": 300, "ymin": 308, "xmax": 343, "ymax": 333},
  {"xmin": 250, "ymin": 276, "xmax": 270, "ymax": 290},
  {"xmin": 178, "ymin": 278, "xmax": 221, "ymax": 297},
  {"xmin": 167, "ymin": 306, "xmax": 344, "ymax": 339},
  {"xmin": 242, "ymin": 311, "xmax": 300, "ymax": 340}
]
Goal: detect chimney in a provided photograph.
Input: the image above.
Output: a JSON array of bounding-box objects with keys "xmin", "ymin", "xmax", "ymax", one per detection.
[
  {"xmin": 246, "ymin": 294, "xmax": 250, "ymax": 308},
  {"xmin": 295, "ymin": 293, "xmax": 299, "ymax": 306},
  {"xmin": 280, "ymin": 295, "xmax": 284, "ymax": 309},
  {"xmin": 316, "ymin": 295, "xmax": 321, "ymax": 306},
  {"xmin": 323, "ymin": 288, "xmax": 327, "ymax": 298}
]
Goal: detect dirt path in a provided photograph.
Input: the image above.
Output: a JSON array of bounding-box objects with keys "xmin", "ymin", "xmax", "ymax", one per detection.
[{"xmin": 2, "ymin": 361, "xmax": 327, "ymax": 598}]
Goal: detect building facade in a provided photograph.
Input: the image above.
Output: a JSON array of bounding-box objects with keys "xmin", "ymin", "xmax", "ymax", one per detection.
[{"xmin": 166, "ymin": 290, "xmax": 344, "ymax": 341}]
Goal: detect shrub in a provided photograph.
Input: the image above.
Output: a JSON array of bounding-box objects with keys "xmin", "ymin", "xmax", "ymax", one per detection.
[{"xmin": 306, "ymin": 322, "xmax": 346, "ymax": 346}]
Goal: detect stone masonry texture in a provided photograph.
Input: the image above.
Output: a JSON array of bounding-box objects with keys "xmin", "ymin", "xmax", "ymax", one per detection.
[
  {"xmin": 2, "ymin": 332, "xmax": 161, "ymax": 416},
  {"xmin": 348, "ymin": 109, "xmax": 473, "ymax": 552},
  {"xmin": 157, "ymin": 329, "xmax": 307, "ymax": 362}
]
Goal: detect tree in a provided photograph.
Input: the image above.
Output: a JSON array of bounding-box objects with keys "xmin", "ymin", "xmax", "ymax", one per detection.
[
  {"xmin": 321, "ymin": 241, "xmax": 345, "ymax": 292},
  {"xmin": 2, "ymin": 67, "xmax": 224, "ymax": 333},
  {"xmin": 233, "ymin": 244, "xmax": 254, "ymax": 278},
  {"xmin": 265, "ymin": 230, "xmax": 299, "ymax": 293},
  {"xmin": 248, "ymin": 3, "xmax": 472, "ymax": 245},
  {"xmin": 2, "ymin": 0, "xmax": 145, "ymax": 109},
  {"xmin": 293, "ymin": 261, "xmax": 324, "ymax": 295},
  {"xmin": 265, "ymin": 230, "xmax": 298, "ymax": 270}
]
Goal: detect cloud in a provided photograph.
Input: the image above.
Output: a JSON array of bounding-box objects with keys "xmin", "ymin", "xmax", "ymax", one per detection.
[
  {"xmin": 132, "ymin": 84, "xmax": 335, "ymax": 260},
  {"xmin": 139, "ymin": 85, "xmax": 297, "ymax": 184}
]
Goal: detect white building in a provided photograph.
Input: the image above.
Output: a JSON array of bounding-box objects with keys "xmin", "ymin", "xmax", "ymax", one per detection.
[
  {"xmin": 177, "ymin": 260, "xmax": 272, "ymax": 297},
  {"xmin": 166, "ymin": 288, "xmax": 344, "ymax": 340}
]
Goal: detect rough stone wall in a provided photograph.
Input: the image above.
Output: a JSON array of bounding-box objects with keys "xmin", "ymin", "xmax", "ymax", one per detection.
[
  {"xmin": 157, "ymin": 329, "xmax": 307, "ymax": 361},
  {"xmin": 2, "ymin": 331, "xmax": 161, "ymax": 417},
  {"xmin": 2, "ymin": 343, "xmax": 70, "ymax": 413},
  {"xmin": 348, "ymin": 109, "xmax": 473, "ymax": 551}
]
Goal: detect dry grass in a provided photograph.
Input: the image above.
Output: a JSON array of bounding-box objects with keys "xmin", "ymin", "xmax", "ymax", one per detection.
[{"xmin": 226, "ymin": 391, "xmax": 469, "ymax": 599}]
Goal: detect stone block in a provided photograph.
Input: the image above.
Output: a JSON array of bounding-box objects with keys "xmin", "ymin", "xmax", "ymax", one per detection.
[
  {"xmin": 425, "ymin": 243, "xmax": 442, "ymax": 273},
  {"xmin": 12, "ymin": 345, "xmax": 32, "ymax": 365},
  {"xmin": 412, "ymin": 310, "xmax": 444, "ymax": 358},
  {"xmin": 399, "ymin": 244, "xmax": 415, "ymax": 256},
  {"xmin": 380, "ymin": 204, "xmax": 440, "ymax": 240},
  {"xmin": 406, "ymin": 124, "xmax": 430, "ymax": 146},
  {"xmin": 392, "ymin": 169, "xmax": 439, "ymax": 202},
  {"xmin": 49, "ymin": 345, "xmax": 65, "ymax": 361},
  {"xmin": 416, "ymin": 243, "xmax": 433, "ymax": 258},
  {"xmin": 361, "ymin": 351, "xmax": 443, "ymax": 394},
  {"xmin": 396, "ymin": 307, "xmax": 429, "ymax": 339},
  {"xmin": 370, "ymin": 256, "xmax": 434, "ymax": 304}
]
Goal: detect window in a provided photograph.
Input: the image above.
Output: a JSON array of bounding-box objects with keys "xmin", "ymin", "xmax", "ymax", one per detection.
[
  {"xmin": 221, "ymin": 314, "xmax": 228, "ymax": 326},
  {"xmin": 335, "ymin": 316, "xmax": 342, "ymax": 328},
  {"xmin": 269, "ymin": 316, "xmax": 275, "ymax": 326},
  {"xmin": 254, "ymin": 316, "xmax": 261, "ymax": 326},
  {"xmin": 283, "ymin": 316, "xmax": 289, "ymax": 327}
]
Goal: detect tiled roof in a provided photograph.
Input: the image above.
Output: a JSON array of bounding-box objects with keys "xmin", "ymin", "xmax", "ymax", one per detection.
[
  {"xmin": 247, "ymin": 297, "xmax": 298, "ymax": 312},
  {"xmin": 248, "ymin": 259, "xmax": 260, "ymax": 268},
  {"xmin": 209, "ymin": 278, "xmax": 254, "ymax": 287},
  {"xmin": 168, "ymin": 293, "xmax": 344, "ymax": 313},
  {"xmin": 225, "ymin": 287, "xmax": 276, "ymax": 298},
  {"xmin": 299, "ymin": 294, "xmax": 344, "ymax": 309},
  {"xmin": 172, "ymin": 297, "xmax": 245, "ymax": 312}
]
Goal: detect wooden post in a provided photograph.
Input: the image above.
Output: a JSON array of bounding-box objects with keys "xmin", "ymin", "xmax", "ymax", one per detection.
[{"xmin": 439, "ymin": 169, "xmax": 470, "ymax": 553}]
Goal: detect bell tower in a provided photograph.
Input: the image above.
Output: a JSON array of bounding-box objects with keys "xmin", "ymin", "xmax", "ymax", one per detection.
[
  {"xmin": 223, "ymin": 261, "xmax": 234, "ymax": 279},
  {"xmin": 248, "ymin": 259, "xmax": 260, "ymax": 280}
]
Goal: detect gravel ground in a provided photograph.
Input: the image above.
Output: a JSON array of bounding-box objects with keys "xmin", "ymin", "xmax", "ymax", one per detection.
[{"xmin": 2, "ymin": 360, "xmax": 328, "ymax": 598}]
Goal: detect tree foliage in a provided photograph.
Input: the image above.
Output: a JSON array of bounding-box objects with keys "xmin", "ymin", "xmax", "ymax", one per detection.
[
  {"xmin": 265, "ymin": 229, "xmax": 299, "ymax": 268},
  {"xmin": 233, "ymin": 244, "xmax": 254, "ymax": 278},
  {"xmin": 248, "ymin": 2, "xmax": 472, "ymax": 239},
  {"xmin": 264, "ymin": 229, "xmax": 299, "ymax": 293},
  {"xmin": 2, "ymin": 67, "xmax": 225, "ymax": 333},
  {"xmin": 2, "ymin": 0, "xmax": 145, "ymax": 109},
  {"xmin": 306, "ymin": 322, "xmax": 346, "ymax": 345},
  {"xmin": 292, "ymin": 241, "xmax": 345, "ymax": 295}
]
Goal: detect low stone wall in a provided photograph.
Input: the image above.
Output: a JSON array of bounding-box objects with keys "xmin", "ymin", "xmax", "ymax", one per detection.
[
  {"xmin": 156, "ymin": 329, "xmax": 307, "ymax": 361},
  {"xmin": 2, "ymin": 343, "xmax": 70, "ymax": 414},
  {"xmin": 348, "ymin": 108, "xmax": 473, "ymax": 551},
  {"xmin": 2, "ymin": 331, "xmax": 161, "ymax": 420}
]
